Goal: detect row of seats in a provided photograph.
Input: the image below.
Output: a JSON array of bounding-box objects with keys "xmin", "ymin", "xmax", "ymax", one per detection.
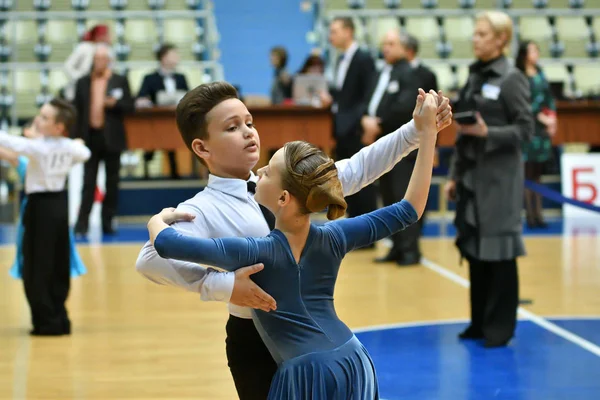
[
  {"xmin": 0, "ymin": 65, "xmax": 209, "ymax": 119},
  {"xmin": 428, "ymin": 61, "xmax": 600, "ymax": 95},
  {"xmin": 336, "ymin": 15, "xmax": 600, "ymax": 58},
  {"xmin": 2, "ymin": 60, "xmax": 597, "ymax": 120},
  {"xmin": 0, "ymin": 17, "xmax": 214, "ymax": 63},
  {"xmin": 3, "ymin": 15, "xmax": 597, "ymax": 63},
  {"xmin": 7, "ymin": 0, "xmax": 205, "ymax": 11},
  {"xmin": 326, "ymin": 0, "xmax": 588, "ymax": 9}
]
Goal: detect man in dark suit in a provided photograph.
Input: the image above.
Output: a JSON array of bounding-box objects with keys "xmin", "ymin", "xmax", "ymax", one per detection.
[
  {"xmin": 73, "ymin": 44, "xmax": 134, "ymax": 236},
  {"xmin": 360, "ymin": 29, "xmax": 425, "ymax": 266},
  {"xmin": 397, "ymin": 34, "xmax": 439, "ymax": 263},
  {"xmin": 402, "ymin": 33, "xmax": 437, "ymax": 94},
  {"xmin": 136, "ymin": 44, "xmax": 189, "ymax": 179},
  {"xmin": 321, "ymin": 17, "xmax": 377, "ymax": 226}
]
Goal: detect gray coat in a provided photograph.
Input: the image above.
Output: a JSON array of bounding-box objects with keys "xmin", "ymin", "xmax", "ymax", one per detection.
[{"xmin": 449, "ymin": 56, "xmax": 534, "ymax": 261}]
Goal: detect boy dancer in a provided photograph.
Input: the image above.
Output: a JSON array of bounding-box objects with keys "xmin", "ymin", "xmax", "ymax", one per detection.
[
  {"xmin": 0, "ymin": 99, "xmax": 91, "ymax": 336},
  {"xmin": 136, "ymin": 82, "xmax": 452, "ymax": 398}
]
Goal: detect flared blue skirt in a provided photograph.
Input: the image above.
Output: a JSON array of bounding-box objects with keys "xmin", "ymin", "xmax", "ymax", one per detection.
[
  {"xmin": 8, "ymin": 196, "xmax": 87, "ymax": 279},
  {"xmin": 268, "ymin": 335, "xmax": 379, "ymax": 400}
]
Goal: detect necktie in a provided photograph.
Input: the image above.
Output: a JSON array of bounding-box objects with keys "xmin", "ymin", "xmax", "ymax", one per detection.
[{"xmin": 247, "ymin": 181, "xmax": 276, "ymax": 231}]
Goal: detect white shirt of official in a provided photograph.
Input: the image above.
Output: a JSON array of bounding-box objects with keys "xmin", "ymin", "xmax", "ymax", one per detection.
[
  {"xmin": 367, "ymin": 64, "xmax": 393, "ymax": 117},
  {"xmin": 334, "ymin": 41, "xmax": 360, "ymax": 91},
  {"xmin": 136, "ymin": 120, "xmax": 420, "ymax": 319},
  {"xmin": 0, "ymin": 131, "xmax": 91, "ymax": 194},
  {"xmin": 160, "ymin": 68, "xmax": 177, "ymax": 94}
]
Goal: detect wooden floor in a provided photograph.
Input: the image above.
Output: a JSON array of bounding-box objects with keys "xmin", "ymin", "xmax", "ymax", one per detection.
[{"xmin": 1, "ymin": 234, "xmax": 599, "ymax": 399}]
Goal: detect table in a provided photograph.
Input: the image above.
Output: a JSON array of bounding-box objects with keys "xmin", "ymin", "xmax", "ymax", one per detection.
[{"xmin": 124, "ymin": 105, "xmax": 334, "ymax": 175}]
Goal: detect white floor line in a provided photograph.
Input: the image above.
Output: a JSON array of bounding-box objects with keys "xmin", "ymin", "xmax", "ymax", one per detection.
[{"xmin": 420, "ymin": 257, "xmax": 600, "ymax": 358}]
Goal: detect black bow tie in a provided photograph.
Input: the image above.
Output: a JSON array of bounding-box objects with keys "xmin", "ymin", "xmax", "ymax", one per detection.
[{"xmin": 247, "ymin": 181, "xmax": 275, "ymax": 230}]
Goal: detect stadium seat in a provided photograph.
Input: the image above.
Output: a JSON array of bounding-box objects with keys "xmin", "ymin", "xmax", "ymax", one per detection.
[
  {"xmin": 46, "ymin": 19, "xmax": 78, "ymax": 62},
  {"xmin": 127, "ymin": 67, "xmax": 155, "ymax": 97},
  {"xmin": 163, "ymin": 18, "xmax": 198, "ymax": 59},
  {"xmin": 555, "ymin": 16, "xmax": 590, "ymax": 58},
  {"xmin": 518, "ymin": 17, "xmax": 552, "ymax": 57},
  {"xmin": 165, "ymin": 0, "xmax": 191, "ymax": 10},
  {"xmin": 14, "ymin": 71, "xmax": 41, "ymax": 119},
  {"xmin": 123, "ymin": 19, "xmax": 157, "ymax": 61},
  {"xmin": 430, "ymin": 63, "xmax": 455, "ymax": 92},
  {"xmin": 542, "ymin": 63, "xmax": 569, "ymax": 83},
  {"xmin": 179, "ymin": 65, "xmax": 205, "ymax": 89},
  {"xmin": 370, "ymin": 17, "xmax": 400, "ymax": 46},
  {"xmin": 573, "ymin": 64, "xmax": 600, "ymax": 97},
  {"xmin": 444, "ymin": 17, "xmax": 475, "ymax": 58},
  {"xmin": 405, "ymin": 17, "xmax": 440, "ymax": 59}
]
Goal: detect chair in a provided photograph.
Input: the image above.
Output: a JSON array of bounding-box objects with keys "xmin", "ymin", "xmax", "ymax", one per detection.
[
  {"xmin": 556, "ymin": 16, "xmax": 590, "ymax": 58},
  {"xmin": 445, "ymin": 16, "xmax": 475, "ymax": 58}
]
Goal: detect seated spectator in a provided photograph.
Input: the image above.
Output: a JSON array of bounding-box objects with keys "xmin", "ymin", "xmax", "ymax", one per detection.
[{"xmin": 136, "ymin": 44, "xmax": 189, "ymax": 180}]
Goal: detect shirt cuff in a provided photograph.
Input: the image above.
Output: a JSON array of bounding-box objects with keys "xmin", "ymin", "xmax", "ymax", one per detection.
[
  {"xmin": 200, "ymin": 269, "xmax": 235, "ymax": 303},
  {"xmin": 403, "ymin": 119, "xmax": 417, "ymax": 134}
]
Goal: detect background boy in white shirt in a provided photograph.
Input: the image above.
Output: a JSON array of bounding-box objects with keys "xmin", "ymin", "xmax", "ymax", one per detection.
[{"xmin": 0, "ymin": 98, "xmax": 91, "ymax": 336}]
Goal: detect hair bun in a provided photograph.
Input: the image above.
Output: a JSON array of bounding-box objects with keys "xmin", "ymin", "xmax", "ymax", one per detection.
[{"xmin": 306, "ymin": 179, "xmax": 347, "ymax": 220}]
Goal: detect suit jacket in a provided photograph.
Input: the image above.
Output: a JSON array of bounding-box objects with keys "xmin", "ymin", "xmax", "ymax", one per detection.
[
  {"xmin": 137, "ymin": 71, "xmax": 189, "ymax": 104},
  {"xmin": 330, "ymin": 48, "xmax": 375, "ymax": 138},
  {"xmin": 404, "ymin": 61, "xmax": 439, "ymax": 161},
  {"xmin": 73, "ymin": 73, "xmax": 134, "ymax": 152},
  {"xmin": 413, "ymin": 63, "xmax": 438, "ymax": 93},
  {"xmin": 366, "ymin": 60, "xmax": 420, "ymax": 137}
]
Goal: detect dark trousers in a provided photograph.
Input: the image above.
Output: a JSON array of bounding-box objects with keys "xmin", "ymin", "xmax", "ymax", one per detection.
[
  {"xmin": 76, "ymin": 129, "xmax": 121, "ymax": 230},
  {"xmin": 23, "ymin": 191, "xmax": 70, "ymax": 334},
  {"xmin": 335, "ymin": 135, "xmax": 378, "ymax": 218},
  {"xmin": 143, "ymin": 150, "xmax": 179, "ymax": 178},
  {"xmin": 225, "ymin": 315, "xmax": 277, "ymax": 400},
  {"xmin": 379, "ymin": 154, "xmax": 424, "ymax": 258},
  {"xmin": 467, "ymin": 257, "xmax": 519, "ymax": 342}
]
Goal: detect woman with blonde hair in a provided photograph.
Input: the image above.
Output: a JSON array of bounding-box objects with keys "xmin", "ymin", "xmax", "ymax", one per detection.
[
  {"xmin": 445, "ymin": 11, "xmax": 534, "ymax": 348},
  {"xmin": 147, "ymin": 90, "xmax": 439, "ymax": 398}
]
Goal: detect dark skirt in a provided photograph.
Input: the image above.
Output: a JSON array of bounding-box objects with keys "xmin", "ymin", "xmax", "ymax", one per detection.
[{"xmin": 455, "ymin": 183, "xmax": 525, "ymax": 262}]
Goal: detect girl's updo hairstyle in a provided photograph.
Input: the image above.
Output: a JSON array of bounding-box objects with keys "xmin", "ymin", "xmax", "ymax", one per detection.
[{"xmin": 281, "ymin": 141, "xmax": 347, "ymax": 220}]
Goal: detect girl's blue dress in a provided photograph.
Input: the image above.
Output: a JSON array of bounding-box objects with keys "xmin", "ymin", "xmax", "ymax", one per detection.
[
  {"xmin": 8, "ymin": 156, "xmax": 87, "ymax": 279},
  {"xmin": 154, "ymin": 198, "xmax": 419, "ymax": 399}
]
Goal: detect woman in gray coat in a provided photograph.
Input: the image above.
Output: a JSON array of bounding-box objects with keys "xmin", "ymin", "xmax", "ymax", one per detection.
[{"xmin": 444, "ymin": 11, "xmax": 534, "ymax": 348}]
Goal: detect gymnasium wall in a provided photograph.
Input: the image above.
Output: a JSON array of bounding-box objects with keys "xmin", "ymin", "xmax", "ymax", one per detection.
[{"xmin": 213, "ymin": 0, "xmax": 314, "ymax": 96}]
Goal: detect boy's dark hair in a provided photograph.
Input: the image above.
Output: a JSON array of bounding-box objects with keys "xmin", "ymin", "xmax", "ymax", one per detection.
[
  {"xmin": 175, "ymin": 81, "xmax": 239, "ymax": 157},
  {"xmin": 49, "ymin": 98, "xmax": 77, "ymax": 134},
  {"xmin": 156, "ymin": 43, "xmax": 176, "ymax": 62}
]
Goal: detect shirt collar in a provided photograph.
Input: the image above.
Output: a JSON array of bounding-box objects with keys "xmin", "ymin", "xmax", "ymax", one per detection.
[
  {"xmin": 207, "ymin": 171, "xmax": 258, "ymax": 200},
  {"xmin": 341, "ymin": 41, "xmax": 359, "ymax": 62},
  {"xmin": 159, "ymin": 67, "xmax": 175, "ymax": 77},
  {"xmin": 469, "ymin": 55, "xmax": 508, "ymax": 76}
]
